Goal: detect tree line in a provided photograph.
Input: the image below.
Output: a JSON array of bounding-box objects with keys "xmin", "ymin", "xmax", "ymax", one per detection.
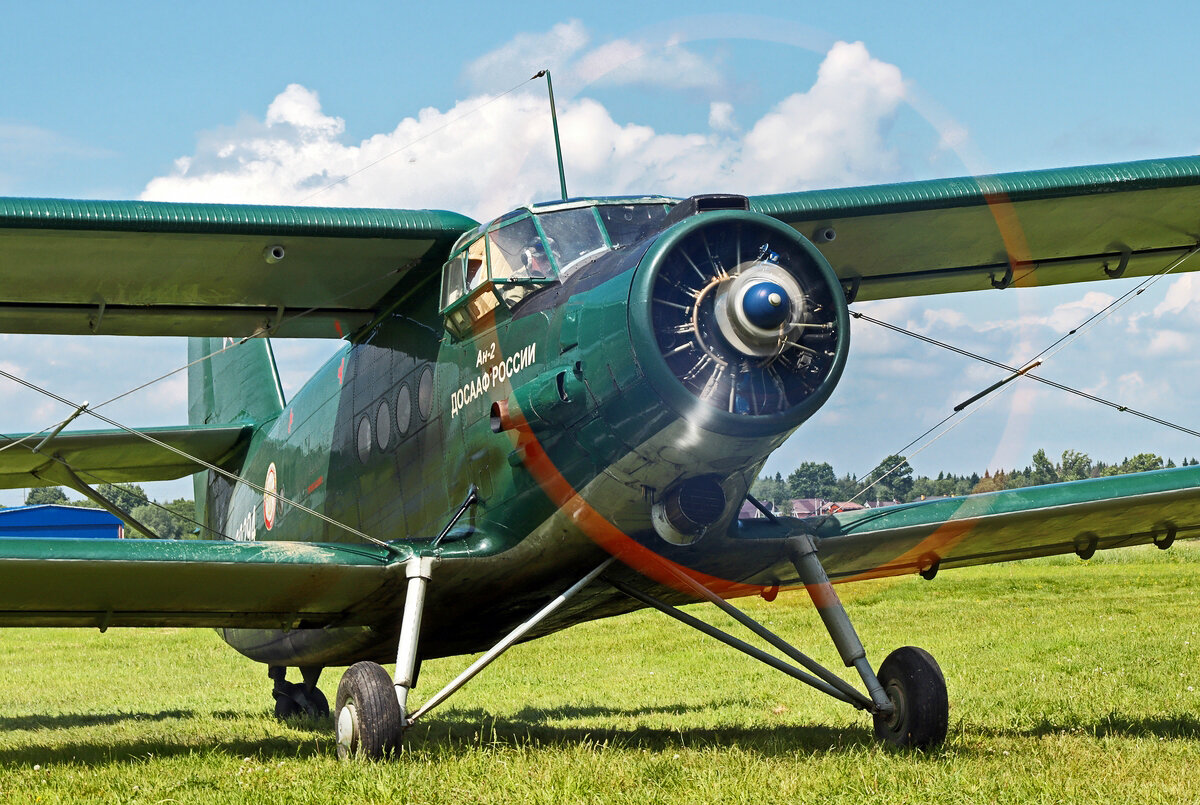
[
  {"xmin": 752, "ymin": 449, "xmax": 1199, "ymax": 511},
  {"xmin": 21, "ymin": 484, "xmax": 196, "ymax": 539}
]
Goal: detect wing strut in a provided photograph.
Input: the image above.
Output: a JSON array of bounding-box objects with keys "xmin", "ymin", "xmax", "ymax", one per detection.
[{"xmin": 51, "ymin": 463, "xmax": 165, "ymax": 539}]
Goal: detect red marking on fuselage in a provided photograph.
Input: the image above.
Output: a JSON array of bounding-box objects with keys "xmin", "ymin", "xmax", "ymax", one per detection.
[
  {"xmin": 288, "ymin": 409, "xmax": 294, "ymax": 434},
  {"xmin": 337, "ymin": 357, "xmax": 345, "ymax": 385},
  {"xmin": 334, "ymin": 319, "xmax": 344, "ymax": 337},
  {"xmin": 504, "ymin": 403, "xmax": 760, "ymax": 599},
  {"xmin": 306, "ymin": 476, "xmax": 324, "ymax": 494}
]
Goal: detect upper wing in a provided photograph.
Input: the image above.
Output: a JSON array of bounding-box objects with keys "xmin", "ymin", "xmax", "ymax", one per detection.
[
  {"xmin": 0, "ymin": 425, "xmax": 250, "ymax": 489},
  {"xmin": 0, "ymin": 537, "xmax": 405, "ymax": 628},
  {"xmin": 751, "ymin": 155, "xmax": 1200, "ymax": 301},
  {"xmin": 0, "ymin": 198, "xmax": 477, "ymax": 338},
  {"xmin": 797, "ymin": 464, "xmax": 1200, "ymax": 581}
]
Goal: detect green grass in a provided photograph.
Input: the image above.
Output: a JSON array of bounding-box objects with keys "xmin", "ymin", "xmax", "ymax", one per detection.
[{"xmin": 2, "ymin": 544, "xmax": 1200, "ymax": 802}]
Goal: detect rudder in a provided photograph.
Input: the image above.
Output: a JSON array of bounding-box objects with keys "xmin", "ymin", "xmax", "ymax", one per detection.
[{"xmin": 188, "ymin": 337, "xmax": 285, "ymax": 426}]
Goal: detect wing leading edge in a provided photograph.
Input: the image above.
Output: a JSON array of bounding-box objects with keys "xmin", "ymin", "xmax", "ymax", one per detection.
[
  {"xmin": 0, "ymin": 198, "xmax": 477, "ymax": 338},
  {"xmin": 752, "ymin": 155, "xmax": 1200, "ymax": 301}
]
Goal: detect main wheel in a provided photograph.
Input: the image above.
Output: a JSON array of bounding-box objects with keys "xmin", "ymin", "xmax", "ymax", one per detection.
[
  {"xmin": 335, "ymin": 661, "xmax": 403, "ymax": 760},
  {"xmin": 872, "ymin": 646, "xmax": 948, "ymax": 749}
]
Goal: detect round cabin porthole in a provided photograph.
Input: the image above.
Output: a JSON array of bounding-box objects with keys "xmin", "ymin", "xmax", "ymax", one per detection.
[
  {"xmin": 357, "ymin": 416, "xmax": 372, "ymax": 464},
  {"xmin": 417, "ymin": 366, "xmax": 434, "ymax": 421},
  {"xmin": 376, "ymin": 400, "xmax": 391, "ymax": 450},
  {"xmin": 396, "ymin": 384, "xmax": 412, "ymax": 434}
]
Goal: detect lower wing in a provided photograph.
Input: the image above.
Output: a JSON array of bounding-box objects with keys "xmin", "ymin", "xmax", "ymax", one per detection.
[
  {"xmin": 788, "ymin": 464, "xmax": 1200, "ymax": 582},
  {"xmin": 0, "ymin": 538, "xmax": 405, "ymax": 629}
]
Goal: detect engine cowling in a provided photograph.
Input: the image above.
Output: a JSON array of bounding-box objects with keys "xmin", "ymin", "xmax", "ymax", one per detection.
[{"xmin": 629, "ymin": 210, "xmax": 849, "ymax": 438}]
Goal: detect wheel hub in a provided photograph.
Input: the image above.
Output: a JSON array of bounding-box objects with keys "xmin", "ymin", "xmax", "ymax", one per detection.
[{"xmin": 335, "ymin": 703, "xmax": 359, "ymax": 760}]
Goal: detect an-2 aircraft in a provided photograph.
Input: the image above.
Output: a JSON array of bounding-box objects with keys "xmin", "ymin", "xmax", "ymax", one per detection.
[{"xmin": 2, "ymin": 154, "xmax": 1200, "ymax": 757}]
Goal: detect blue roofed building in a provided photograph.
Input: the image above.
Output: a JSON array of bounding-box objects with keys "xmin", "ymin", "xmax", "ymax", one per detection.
[{"xmin": 0, "ymin": 505, "xmax": 124, "ymax": 539}]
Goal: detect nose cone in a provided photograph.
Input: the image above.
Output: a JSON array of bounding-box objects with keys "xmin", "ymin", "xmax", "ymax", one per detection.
[{"xmin": 741, "ymin": 281, "xmax": 790, "ymax": 330}]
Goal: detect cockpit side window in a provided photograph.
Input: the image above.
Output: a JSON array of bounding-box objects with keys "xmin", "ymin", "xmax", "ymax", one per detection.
[
  {"xmin": 441, "ymin": 250, "xmax": 467, "ymax": 310},
  {"xmin": 537, "ymin": 207, "xmax": 607, "ymax": 279},
  {"xmin": 465, "ymin": 238, "xmax": 487, "ymax": 291}
]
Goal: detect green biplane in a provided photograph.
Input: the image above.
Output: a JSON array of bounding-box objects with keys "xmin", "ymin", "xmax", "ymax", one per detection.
[{"xmin": 2, "ymin": 155, "xmax": 1199, "ymax": 755}]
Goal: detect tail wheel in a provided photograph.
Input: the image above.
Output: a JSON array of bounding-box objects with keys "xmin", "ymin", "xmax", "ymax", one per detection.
[
  {"xmin": 649, "ymin": 218, "xmax": 842, "ymax": 415},
  {"xmin": 872, "ymin": 646, "xmax": 949, "ymax": 749},
  {"xmin": 273, "ymin": 681, "xmax": 330, "ymax": 719},
  {"xmin": 335, "ymin": 661, "xmax": 403, "ymax": 760}
]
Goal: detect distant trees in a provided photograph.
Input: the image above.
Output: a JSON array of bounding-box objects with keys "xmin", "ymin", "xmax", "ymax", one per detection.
[
  {"xmin": 861, "ymin": 454, "xmax": 913, "ymax": 502},
  {"xmin": 25, "ymin": 487, "xmax": 69, "ymax": 505},
  {"xmin": 787, "ymin": 462, "xmax": 838, "ymax": 499},
  {"xmin": 754, "ymin": 447, "xmax": 1191, "ymax": 509}
]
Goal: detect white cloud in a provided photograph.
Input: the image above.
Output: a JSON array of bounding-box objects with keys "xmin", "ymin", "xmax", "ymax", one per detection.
[
  {"xmin": 0, "ymin": 123, "xmax": 114, "ymax": 161},
  {"xmin": 462, "ymin": 21, "xmax": 590, "ymax": 93},
  {"xmin": 1042, "ymin": 291, "xmax": 1114, "ymax": 333},
  {"xmin": 739, "ymin": 41, "xmax": 906, "ymax": 191},
  {"xmin": 141, "ymin": 38, "xmax": 911, "ymax": 220},
  {"xmin": 708, "ymin": 102, "xmax": 736, "ymax": 132},
  {"xmin": 574, "ymin": 38, "xmax": 726, "ymax": 91},
  {"xmin": 1147, "ymin": 329, "xmax": 1190, "ymax": 355},
  {"xmin": 1154, "ymin": 274, "xmax": 1200, "ymax": 317}
]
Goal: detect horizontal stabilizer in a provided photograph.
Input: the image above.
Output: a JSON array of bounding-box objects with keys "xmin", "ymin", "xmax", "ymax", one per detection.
[
  {"xmin": 0, "ymin": 537, "xmax": 408, "ymax": 628},
  {"xmin": 0, "ymin": 424, "xmax": 251, "ymax": 489}
]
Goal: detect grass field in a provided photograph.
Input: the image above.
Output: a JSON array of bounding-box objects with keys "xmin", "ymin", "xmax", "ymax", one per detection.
[{"xmin": 2, "ymin": 545, "xmax": 1199, "ymax": 803}]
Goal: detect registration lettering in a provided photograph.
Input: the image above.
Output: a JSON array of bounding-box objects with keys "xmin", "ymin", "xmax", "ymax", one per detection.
[{"xmin": 450, "ymin": 342, "xmax": 536, "ymax": 418}]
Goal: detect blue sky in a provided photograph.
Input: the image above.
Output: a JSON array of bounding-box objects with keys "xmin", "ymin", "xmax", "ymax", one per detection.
[{"xmin": 3, "ymin": 1, "xmax": 1200, "ymax": 504}]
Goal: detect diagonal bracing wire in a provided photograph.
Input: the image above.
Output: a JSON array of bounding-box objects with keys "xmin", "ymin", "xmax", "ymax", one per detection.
[
  {"xmin": 0, "ymin": 366, "xmax": 397, "ymax": 552},
  {"xmin": 845, "ymin": 245, "xmax": 1200, "ymax": 503}
]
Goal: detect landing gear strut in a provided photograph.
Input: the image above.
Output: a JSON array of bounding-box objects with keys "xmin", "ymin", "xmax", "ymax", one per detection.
[
  {"xmin": 335, "ymin": 556, "xmax": 435, "ymax": 759},
  {"xmin": 610, "ymin": 534, "xmax": 949, "ymax": 749},
  {"xmin": 334, "ymin": 555, "xmax": 616, "ymax": 759}
]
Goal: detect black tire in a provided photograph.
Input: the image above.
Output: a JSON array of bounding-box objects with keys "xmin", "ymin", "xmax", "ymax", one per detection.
[
  {"xmin": 872, "ymin": 646, "xmax": 948, "ymax": 750},
  {"xmin": 303, "ymin": 685, "xmax": 330, "ymax": 718},
  {"xmin": 335, "ymin": 661, "xmax": 402, "ymax": 760},
  {"xmin": 273, "ymin": 681, "xmax": 331, "ymax": 719},
  {"xmin": 273, "ymin": 681, "xmax": 303, "ymax": 719}
]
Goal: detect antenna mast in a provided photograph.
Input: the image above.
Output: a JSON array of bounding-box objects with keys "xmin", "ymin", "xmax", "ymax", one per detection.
[{"xmin": 533, "ymin": 69, "xmax": 568, "ymax": 200}]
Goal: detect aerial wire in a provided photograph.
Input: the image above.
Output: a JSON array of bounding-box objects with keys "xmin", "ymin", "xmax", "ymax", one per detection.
[{"xmin": 298, "ymin": 72, "xmax": 547, "ymax": 203}]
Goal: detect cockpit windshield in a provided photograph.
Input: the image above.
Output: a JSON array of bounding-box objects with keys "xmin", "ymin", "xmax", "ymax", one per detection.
[
  {"xmin": 536, "ymin": 207, "xmax": 607, "ymax": 278},
  {"xmin": 596, "ymin": 203, "xmax": 670, "ymax": 248},
  {"xmin": 440, "ymin": 197, "xmax": 672, "ymax": 335}
]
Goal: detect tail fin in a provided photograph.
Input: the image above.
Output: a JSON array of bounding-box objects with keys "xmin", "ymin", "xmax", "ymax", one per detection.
[{"xmin": 188, "ymin": 337, "xmax": 285, "ymax": 426}]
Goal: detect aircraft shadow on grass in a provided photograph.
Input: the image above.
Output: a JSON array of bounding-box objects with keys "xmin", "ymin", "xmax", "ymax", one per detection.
[
  {"xmin": 976, "ymin": 713, "xmax": 1200, "ymax": 741},
  {"xmin": 3, "ymin": 706, "xmax": 1198, "ymax": 766},
  {"xmin": 0, "ymin": 709, "xmax": 196, "ymax": 731}
]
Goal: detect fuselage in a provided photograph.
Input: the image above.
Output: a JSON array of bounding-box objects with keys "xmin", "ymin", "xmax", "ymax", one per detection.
[{"xmin": 209, "ymin": 196, "xmax": 850, "ymax": 668}]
